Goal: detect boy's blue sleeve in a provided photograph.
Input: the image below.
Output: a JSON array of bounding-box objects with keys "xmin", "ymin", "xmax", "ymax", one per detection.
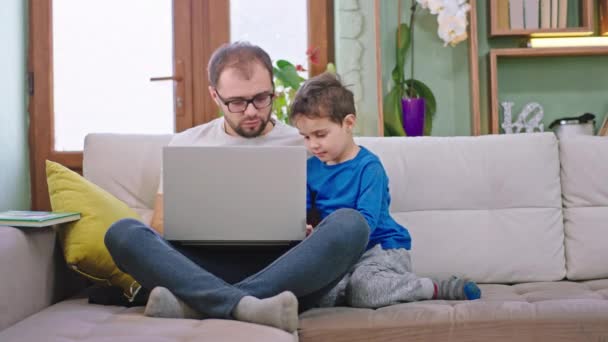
[{"xmin": 356, "ymin": 162, "xmax": 386, "ymax": 233}]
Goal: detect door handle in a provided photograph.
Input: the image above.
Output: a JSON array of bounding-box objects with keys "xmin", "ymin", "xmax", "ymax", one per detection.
[
  {"xmin": 149, "ymin": 59, "xmax": 185, "ymax": 117},
  {"xmin": 150, "ymin": 75, "xmax": 183, "ymax": 82}
]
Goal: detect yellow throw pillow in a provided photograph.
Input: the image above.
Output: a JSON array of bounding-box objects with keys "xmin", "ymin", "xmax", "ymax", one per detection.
[{"xmin": 46, "ymin": 160, "xmax": 141, "ymax": 300}]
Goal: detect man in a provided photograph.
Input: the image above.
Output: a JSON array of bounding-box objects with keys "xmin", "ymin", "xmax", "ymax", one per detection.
[{"xmin": 104, "ymin": 42, "xmax": 369, "ymax": 333}]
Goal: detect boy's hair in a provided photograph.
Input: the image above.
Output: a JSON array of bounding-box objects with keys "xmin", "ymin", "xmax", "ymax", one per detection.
[
  {"xmin": 207, "ymin": 41, "xmax": 274, "ymax": 88},
  {"xmin": 289, "ymin": 72, "xmax": 356, "ymax": 125}
]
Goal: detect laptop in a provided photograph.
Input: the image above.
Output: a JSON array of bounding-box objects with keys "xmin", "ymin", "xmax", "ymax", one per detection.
[{"xmin": 163, "ymin": 146, "xmax": 307, "ymax": 245}]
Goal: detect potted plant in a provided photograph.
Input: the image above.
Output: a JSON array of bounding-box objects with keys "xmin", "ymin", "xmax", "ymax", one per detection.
[{"xmin": 384, "ymin": 0, "xmax": 471, "ymax": 136}]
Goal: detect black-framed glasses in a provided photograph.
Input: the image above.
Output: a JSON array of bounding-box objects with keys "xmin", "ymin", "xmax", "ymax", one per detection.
[{"xmin": 215, "ymin": 88, "xmax": 275, "ymax": 113}]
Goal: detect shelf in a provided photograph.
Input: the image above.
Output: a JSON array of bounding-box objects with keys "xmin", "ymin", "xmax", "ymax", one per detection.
[
  {"xmin": 489, "ymin": 0, "xmax": 594, "ymax": 37},
  {"xmin": 488, "ymin": 47, "xmax": 608, "ymax": 134}
]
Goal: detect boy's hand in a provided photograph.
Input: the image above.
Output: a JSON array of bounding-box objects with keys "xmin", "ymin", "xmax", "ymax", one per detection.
[{"xmin": 305, "ymin": 224, "xmax": 314, "ymax": 237}]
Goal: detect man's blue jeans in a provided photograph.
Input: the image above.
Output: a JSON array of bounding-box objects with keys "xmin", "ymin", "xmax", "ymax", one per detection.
[{"xmin": 104, "ymin": 208, "xmax": 369, "ymax": 319}]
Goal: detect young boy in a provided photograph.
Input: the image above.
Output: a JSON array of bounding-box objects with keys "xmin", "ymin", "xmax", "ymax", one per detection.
[{"xmin": 289, "ymin": 72, "xmax": 481, "ymax": 308}]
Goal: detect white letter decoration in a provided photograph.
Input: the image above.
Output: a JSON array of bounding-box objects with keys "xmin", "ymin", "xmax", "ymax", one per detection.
[{"xmin": 501, "ymin": 102, "xmax": 545, "ymax": 134}]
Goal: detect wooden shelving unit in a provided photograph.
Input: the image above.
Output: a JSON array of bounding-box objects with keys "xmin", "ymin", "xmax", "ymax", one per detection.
[
  {"xmin": 489, "ymin": 0, "xmax": 594, "ymax": 37},
  {"xmin": 488, "ymin": 46, "xmax": 608, "ymax": 134}
]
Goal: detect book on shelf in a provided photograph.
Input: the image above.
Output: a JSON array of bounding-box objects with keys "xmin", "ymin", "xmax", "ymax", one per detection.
[
  {"xmin": 0, "ymin": 211, "xmax": 80, "ymax": 228},
  {"xmin": 498, "ymin": 0, "xmax": 510, "ymax": 29},
  {"xmin": 540, "ymin": 0, "xmax": 551, "ymax": 28},
  {"xmin": 567, "ymin": 0, "xmax": 580, "ymax": 27},
  {"xmin": 524, "ymin": 0, "xmax": 540, "ymax": 29},
  {"xmin": 510, "ymin": 0, "xmax": 525, "ymax": 29},
  {"xmin": 558, "ymin": 0, "xmax": 568, "ymax": 28},
  {"xmin": 551, "ymin": 0, "xmax": 558, "ymax": 28}
]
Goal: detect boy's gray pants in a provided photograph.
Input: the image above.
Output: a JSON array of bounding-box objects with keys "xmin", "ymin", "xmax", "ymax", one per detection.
[{"xmin": 319, "ymin": 244, "xmax": 435, "ymax": 309}]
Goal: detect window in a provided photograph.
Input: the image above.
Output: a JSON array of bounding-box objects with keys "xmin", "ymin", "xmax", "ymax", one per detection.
[
  {"xmin": 28, "ymin": 0, "xmax": 333, "ymax": 210},
  {"xmin": 52, "ymin": 0, "xmax": 175, "ymax": 151}
]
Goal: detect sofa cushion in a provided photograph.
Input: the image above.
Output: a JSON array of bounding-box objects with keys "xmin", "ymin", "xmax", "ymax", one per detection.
[
  {"xmin": 560, "ymin": 136, "xmax": 608, "ymax": 280},
  {"xmin": 83, "ymin": 133, "xmax": 172, "ymax": 224},
  {"xmin": 0, "ymin": 298, "xmax": 296, "ymax": 342},
  {"xmin": 46, "ymin": 160, "xmax": 141, "ymax": 300},
  {"xmin": 355, "ymin": 133, "xmax": 566, "ymax": 283},
  {"xmin": 299, "ymin": 280, "xmax": 608, "ymax": 342}
]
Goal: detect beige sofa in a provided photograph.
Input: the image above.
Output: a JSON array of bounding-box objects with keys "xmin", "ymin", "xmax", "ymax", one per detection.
[{"xmin": 1, "ymin": 132, "xmax": 607, "ymax": 341}]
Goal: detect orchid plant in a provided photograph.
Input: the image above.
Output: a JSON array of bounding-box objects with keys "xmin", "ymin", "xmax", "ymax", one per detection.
[{"xmin": 384, "ymin": 0, "xmax": 471, "ymax": 136}]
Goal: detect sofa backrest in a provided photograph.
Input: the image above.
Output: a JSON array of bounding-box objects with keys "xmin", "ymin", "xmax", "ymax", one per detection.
[
  {"xmin": 83, "ymin": 132, "xmax": 571, "ymax": 284},
  {"xmin": 83, "ymin": 133, "xmax": 172, "ymax": 224},
  {"xmin": 356, "ymin": 133, "xmax": 566, "ymax": 283},
  {"xmin": 559, "ymin": 136, "xmax": 608, "ymax": 281}
]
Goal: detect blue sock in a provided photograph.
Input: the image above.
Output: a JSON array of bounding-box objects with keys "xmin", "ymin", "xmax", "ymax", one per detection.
[
  {"xmin": 434, "ymin": 276, "xmax": 482, "ymax": 300},
  {"xmin": 463, "ymin": 281, "xmax": 481, "ymax": 300}
]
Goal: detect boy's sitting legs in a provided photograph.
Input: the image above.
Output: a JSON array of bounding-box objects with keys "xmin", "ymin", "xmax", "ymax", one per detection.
[
  {"xmin": 345, "ymin": 245, "xmax": 435, "ymax": 309},
  {"xmin": 337, "ymin": 245, "xmax": 481, "ymax": 308}
]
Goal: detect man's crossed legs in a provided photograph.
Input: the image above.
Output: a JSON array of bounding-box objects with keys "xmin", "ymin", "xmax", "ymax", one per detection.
[{"xmin": 105, "ymin": 208, "xmax": 370, "ymax": 332}]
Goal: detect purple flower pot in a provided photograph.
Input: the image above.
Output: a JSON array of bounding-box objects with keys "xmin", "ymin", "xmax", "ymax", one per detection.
[{"xmin": 401, "ymin": 98, "xmax": 425, "ymax": 137}]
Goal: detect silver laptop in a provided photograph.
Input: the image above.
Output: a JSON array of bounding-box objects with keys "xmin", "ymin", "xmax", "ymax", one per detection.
[{"xmin": 163, "ymin": 146, "xmax": 307, "ymax": 245}]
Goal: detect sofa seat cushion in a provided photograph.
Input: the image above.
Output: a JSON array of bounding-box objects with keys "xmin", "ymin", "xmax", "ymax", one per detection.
[
  {"xmin": 299, "ymin": 280, "xmax": 608, "ymax": 342},
  {"xmin": 0, "ymin": 298, "xmax": 296, "ymax": 342}
]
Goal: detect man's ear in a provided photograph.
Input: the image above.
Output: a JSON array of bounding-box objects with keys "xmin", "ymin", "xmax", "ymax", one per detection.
[
  {"xmin": 344, "ymin": 114, "xmax": 357, "ymax": 131},
  {"xmin": 208, "ymin": 86, "xmax": 219, "ymax": 105}
]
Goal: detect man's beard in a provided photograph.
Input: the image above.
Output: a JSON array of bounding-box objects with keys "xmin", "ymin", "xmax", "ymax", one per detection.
[{"xmin": 225, "ymin": 112, "xmax": 273, "ymax": 138}]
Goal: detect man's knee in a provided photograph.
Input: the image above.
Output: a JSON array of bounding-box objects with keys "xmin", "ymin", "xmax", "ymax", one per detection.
[
  {"xmin": 104, "ymin": 218, "xmax": 146, "ymax": 254},
  {"xmin": 324, "ymin": 208, "xmax": 370, "ymax": 250}
]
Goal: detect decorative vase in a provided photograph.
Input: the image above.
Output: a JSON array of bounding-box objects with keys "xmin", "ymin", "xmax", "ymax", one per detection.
[{"xmin": 401, "ymin": 97, "xmax": 425, "ymax": 137}]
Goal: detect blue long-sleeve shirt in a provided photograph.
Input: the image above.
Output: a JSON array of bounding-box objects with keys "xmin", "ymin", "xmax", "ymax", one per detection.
[{"xmin": 307, "ymin": 146, "xmax": 411, "ymax": 250}]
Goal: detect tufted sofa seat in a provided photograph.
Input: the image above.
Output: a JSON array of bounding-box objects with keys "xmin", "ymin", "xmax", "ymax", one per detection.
[{"xmin": 299, "ymin": 280, "xmax": 608, "ymax": 341}]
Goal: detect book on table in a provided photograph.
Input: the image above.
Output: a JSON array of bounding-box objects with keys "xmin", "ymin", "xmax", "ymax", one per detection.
[{"xmin": 0, "ymin": 210, "xmax": 80, "ymax": 228}]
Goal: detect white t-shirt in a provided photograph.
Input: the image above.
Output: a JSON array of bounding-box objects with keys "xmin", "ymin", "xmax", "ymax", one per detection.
[{"xmin": 158, "ymin": 117, "xmax": 304, "ymax": 193}]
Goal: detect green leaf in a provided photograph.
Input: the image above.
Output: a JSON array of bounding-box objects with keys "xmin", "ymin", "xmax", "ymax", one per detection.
[
  {"xmin": 405, "ymin": 79, "xmax": 437, "ymax": 135},
  {"xmin": 393, "ymin": 23, "xmax": 411, "ymax": 85},
  {"xmin": 276, "ymin": 60, "xmax": 293, "ymax": 69},
  {"xmin": 274, "ymin": 60, "xmax": 305, "ymax": 90},
  {"xmin": 383, "ymin": 85, "xmax": 406, "ymax": 136},
  {"xmin": 272, "ymin": 92, "xmax": 289, "ymax": 124}
]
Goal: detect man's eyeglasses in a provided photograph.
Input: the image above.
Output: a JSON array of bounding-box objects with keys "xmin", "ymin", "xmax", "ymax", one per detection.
[{"xmin": 215, "ymin": 88, "xmax": 274, "ymax": 113}]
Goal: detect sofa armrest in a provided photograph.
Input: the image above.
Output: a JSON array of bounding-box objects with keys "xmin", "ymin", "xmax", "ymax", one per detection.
[
  {"xmin": 0, "ymin": 225, "xmax": 86, "ymax": 331},
  {"xmin": 0, "ymin": 226, "xmax": 57, "ymax": 331}
]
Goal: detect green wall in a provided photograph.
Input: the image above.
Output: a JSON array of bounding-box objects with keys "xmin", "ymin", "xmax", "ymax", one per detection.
[{"xmin": 0, "ymin": 0, "xmax": 30, "ymax": 211}]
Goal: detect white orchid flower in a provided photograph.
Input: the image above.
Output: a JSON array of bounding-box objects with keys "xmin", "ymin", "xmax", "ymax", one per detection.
[
  {"xmin": 426, "ymin": 0, "xmax": 446, "ymax": 14},
  {"xmin": 437, "ymin": 11, "xmax": 468, "ymax": 46}
]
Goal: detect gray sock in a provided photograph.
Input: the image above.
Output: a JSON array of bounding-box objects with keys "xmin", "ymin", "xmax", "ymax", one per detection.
[
  {"xmin": 434, "ymin": 276, "xmax": 481, "ymax": 300},
  {"xmin": 144, "ymin": 286, "xmax": 202, "ymax": 319},
  {"xmin": 232, "ymin": 291, "xmax": 299, "ymax": 333}
]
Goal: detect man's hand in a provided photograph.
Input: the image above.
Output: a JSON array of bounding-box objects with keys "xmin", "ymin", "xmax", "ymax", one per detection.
[
  {"xmin": 150, "ymin": 193, "xmax": 164, "ymax": 235},
  {"xmin": 305, "ymin": 224, "xmax": 314, "ymax": 237}
]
